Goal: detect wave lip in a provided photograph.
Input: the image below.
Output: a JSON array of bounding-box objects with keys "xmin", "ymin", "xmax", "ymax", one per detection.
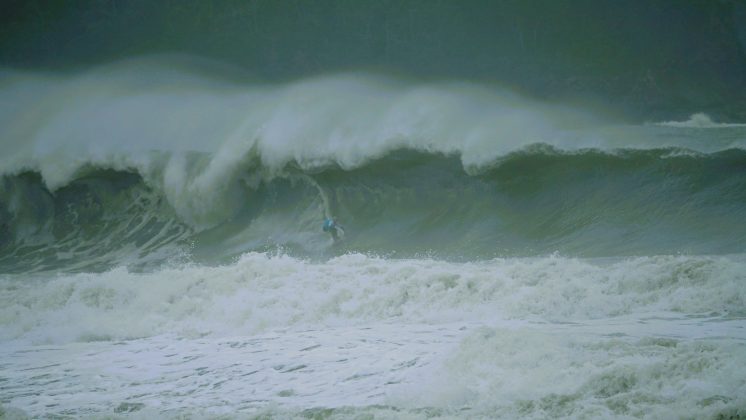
[{"xmin": 4, "ymin": 59, "xmax": 744, "ymax": 190}]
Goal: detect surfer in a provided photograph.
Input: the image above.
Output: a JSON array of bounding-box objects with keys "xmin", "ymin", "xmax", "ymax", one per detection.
[{"xmin": 322, "ymin": 217, "xmax": 344, "ymax": 242}]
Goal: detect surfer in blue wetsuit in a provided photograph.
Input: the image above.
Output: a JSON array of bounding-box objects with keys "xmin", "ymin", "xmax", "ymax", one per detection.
[{"xmin": 322, "ymin": 217, "xmax": 344, "ymax": 242}]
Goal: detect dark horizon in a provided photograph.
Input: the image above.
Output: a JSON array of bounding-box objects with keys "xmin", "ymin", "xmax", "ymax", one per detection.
[{"xmin": 2, "ymin": 0, "xmax": 746, "ymax": 119}]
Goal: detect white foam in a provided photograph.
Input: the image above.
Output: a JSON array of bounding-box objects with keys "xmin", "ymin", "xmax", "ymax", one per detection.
[
  {"xmin": 1, "ymin": 252, "xmax": 744, "ymax": 345},
  {"xmin": 397, "ymin": 326, "xmax": 746, "ymax": 418},
  {"xmin": 2, "ymin": 319, "xmax": 744, "ymax": 418}
]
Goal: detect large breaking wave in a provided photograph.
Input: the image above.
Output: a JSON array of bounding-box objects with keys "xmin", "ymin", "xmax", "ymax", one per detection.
[
  {"xmin": 3, "ymin": 147, "xmax": 746, "ymax": 272},
  {"xmin": 1, "ymin": 58, "xmax": 746, "ymax": 271}
]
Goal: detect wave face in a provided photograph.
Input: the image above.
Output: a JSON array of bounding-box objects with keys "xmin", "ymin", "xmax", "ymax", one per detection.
[
  {"xmin": 4, "ymin": 148, "xmax": 746, "ymax": 272},
  {"xmin": 2, "ymin": 61, "xmax": 746, "ymax": 272},
  {"xmin": 0, "ymin": 170, "xmax": 190, "ymax": 273}
]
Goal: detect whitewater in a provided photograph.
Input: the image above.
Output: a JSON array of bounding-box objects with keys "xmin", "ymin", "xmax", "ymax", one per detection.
[{"xmin": 1, "ymin": 58, "xmax": 746, "ymax": 419}]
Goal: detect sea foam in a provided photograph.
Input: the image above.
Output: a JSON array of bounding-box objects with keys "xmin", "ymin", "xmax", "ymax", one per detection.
[{"xmin": 2, "ymin": 252, "xmax": 743, "ymax": 345}]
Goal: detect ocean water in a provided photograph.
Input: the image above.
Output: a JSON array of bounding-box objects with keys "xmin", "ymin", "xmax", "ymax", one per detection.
[{"xmin": 1, "ymin": 59, "xmax": 745, "ymax": 419}]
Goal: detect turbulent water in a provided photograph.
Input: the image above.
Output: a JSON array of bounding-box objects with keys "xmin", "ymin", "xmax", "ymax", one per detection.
[{"xmin": 1, "ymin": 59, "xmax": 746, "ymax": 418}]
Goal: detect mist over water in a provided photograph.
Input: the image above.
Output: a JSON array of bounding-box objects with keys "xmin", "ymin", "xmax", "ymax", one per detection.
[{"xmin": 1, "ymin": 2, "xmax": 746, "ymax": 419}]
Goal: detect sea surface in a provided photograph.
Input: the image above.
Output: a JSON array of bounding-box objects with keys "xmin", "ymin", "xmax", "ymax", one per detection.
[{"xmin": 1, "ymin": 60, "xmax": 745, "ymax": 418}]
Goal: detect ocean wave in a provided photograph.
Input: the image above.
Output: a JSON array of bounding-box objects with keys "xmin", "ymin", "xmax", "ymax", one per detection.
[
  {"xmin": 2, "ymin": 147, "xmax": 746, "ymax": 271},
  {"xmin": 2, "ymin": 59, "xmax": 746, "ymax": 269}
]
